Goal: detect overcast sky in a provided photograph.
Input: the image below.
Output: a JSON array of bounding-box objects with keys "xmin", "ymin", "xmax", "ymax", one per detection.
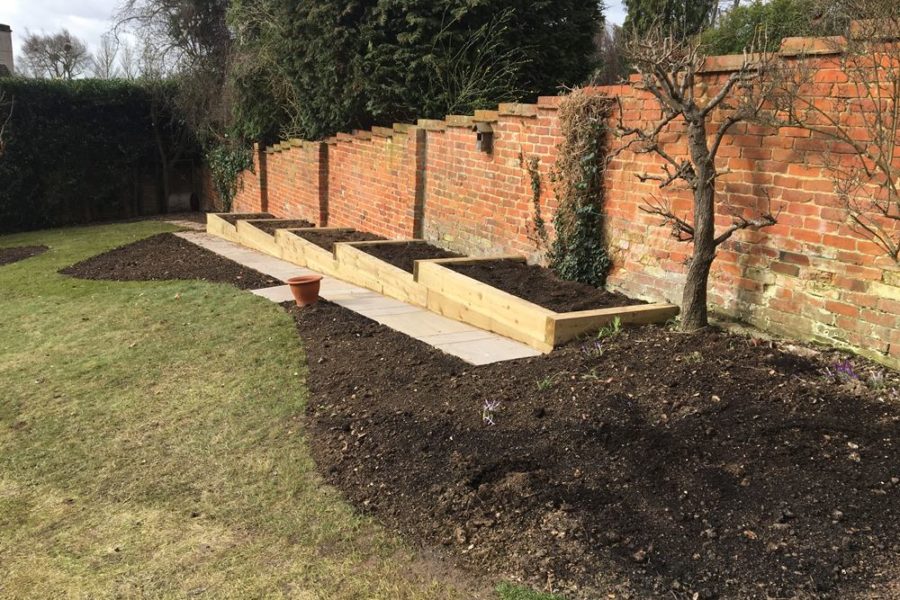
[{"xmin": 2, "ymin": 0, "xmax": 627, "ymax": 57}]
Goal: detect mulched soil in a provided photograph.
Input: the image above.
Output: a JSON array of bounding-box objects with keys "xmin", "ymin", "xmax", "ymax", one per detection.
[
  {"xmin": 359, "ymin": 242, "xmax": 462, "ymax": 273},
  {"xmin": 60, "ymin": 233, "xmax": 280, "ymax": 289},
  {"xmin": 296, "ymin": 229, "xmax": 387, "ymax": 253},
  {"xmin": 251, "ymin": 219, "xmax": 316, "ymax": 234},
  {"xmin": 293, "ymin": 300, "xmax": 900, "ymax": 600},
  {"xmin": 218, "ymin": 213, "xmax": 274, "ymax": 225},
  {"xmin": 0, "ymin": 245, "xmax": 49, "ymax": 266},
  {"xmin": 448, "ymin": 259, "xmax": 644, "ymax": 313}
]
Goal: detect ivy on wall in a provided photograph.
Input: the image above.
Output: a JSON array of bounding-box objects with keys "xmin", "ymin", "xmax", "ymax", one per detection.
[{"xmin": 549, "ymin": 89, "xmax": 615, "ymax": 287}]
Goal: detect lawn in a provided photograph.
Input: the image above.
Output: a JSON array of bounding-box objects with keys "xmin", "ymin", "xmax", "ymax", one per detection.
[{"xmin": 0, "ymin": 222, "xmax": 550, "ymax": 599}]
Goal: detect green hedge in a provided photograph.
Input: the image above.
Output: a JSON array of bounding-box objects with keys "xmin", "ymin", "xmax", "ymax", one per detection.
[{"xmin": 0, "ymin": 78, "xmax": 195, "ymax": 234}]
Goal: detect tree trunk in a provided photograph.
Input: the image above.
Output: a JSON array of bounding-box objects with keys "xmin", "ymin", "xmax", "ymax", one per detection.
[{"xmin": 681, "ymin": 118, "xmax": 717, "ymax": 331}]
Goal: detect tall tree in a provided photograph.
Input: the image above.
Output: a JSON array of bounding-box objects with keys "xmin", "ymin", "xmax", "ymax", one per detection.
[
  {"xmin": 229, "ymin": 0, "xmax": 603, "ymax": 142},
  {"xmin": 91, "ymin": 34, "xmax": 121, "ymax": 79},
  {"xmin": 701, "ymin": 0, "xmax": 845, "ymax": 55},
  {"xmin": 17, "ymin": 30, "xmax": 92, "ymax": 80},
  {"xmin": 624, "ymin": 0, "xmax": 718, "ymax": 37}
]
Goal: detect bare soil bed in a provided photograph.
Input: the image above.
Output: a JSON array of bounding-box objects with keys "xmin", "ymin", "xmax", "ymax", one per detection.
[
  {"xmin": 448, "ymin": 259, "xmax": 644, "ymax": 313},
  {"xmin": 61, "ymin": 233, "xmax": 280, "ymax": 289},
  {"xmin": 359, "ymin": 241, "xmax": 462, "ymax": 273},
  {"xmin": 0, "ymin": 245, "xmax": 49, "ymax": 266},
  {"xmin": 252, "ymin": 219, "xmax": 316, "ymax": 234},
  {"xmin": 219, "ymin": 213, "xmax": 274, "ymax": 225},
  {"xmin": 296, "ymin": 229, "xmax": 386, "ymax": 252},
  {"xmin": 293, "ymin": 300, "xmax": 900, "ymax": 600}
]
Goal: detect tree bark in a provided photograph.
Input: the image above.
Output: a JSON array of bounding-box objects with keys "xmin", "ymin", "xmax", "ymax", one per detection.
[{"xmin": 681, "ymin": 116, "xmax": 717, "ymax": 330}]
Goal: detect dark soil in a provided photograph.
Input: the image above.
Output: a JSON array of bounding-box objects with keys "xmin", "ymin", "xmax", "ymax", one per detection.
[
  {"xmin": 449, "ymin": 259, "xmax": 644, "ymax": 313},
  {"xmin": 219, "ymin": 213, "xmax": 274, "ymax": 225},
  {"xmin": 61, "ymin": 233, "xmax": 280, "ymax": 289},
  {"xmin": 297, "ymin": 229, "xmax": 386, "ymax": 253},
  {"xmin": 293, "ymin": 300, "xmax": 900, "ymax": 600},
  {"xmin": 359, "ymin": 242, "xmax": 462, "ymax": 273},
  {"xmin": 252, "ymin": 219, "xmax": 316, "ymax": 234},
  {"xmin": 0, "ymin": 245, "xmax": 49, "ymax": 266}
]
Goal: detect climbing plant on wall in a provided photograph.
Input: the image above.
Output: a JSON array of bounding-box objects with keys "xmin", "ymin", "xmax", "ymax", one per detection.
[{"xmin": 549, "ymin": 88, "xmax": 615, "ymax": 287}]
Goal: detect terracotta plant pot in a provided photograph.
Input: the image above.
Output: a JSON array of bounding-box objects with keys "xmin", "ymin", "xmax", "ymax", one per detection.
[{"xmin": 286, "ymin": 275, "xmax": 323, "ymax": 307}]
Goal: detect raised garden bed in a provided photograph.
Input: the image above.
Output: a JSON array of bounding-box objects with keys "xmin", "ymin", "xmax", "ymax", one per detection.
[
  {"xmin": 333, "ymin": 240, "xmax": 460, "ymax": 306},
  {"xmin": 294, "ymin": 299, "xmax": 900, "ymax": 600},
  {"xmin": 0, "ymin": 245, "xmax": 48, "ymax": 266},
  {"xmin": 218, "ymin": 212, "xmax": 274, "ymax": 225},
  {"xmin": 60, "ymin": 233, "xmax": 279, "ymax": 289},
  {"xmin": 252, "ymin": 219, "xmax": 316, "ymax": 234},
  {"xmin": 359, "ymin": 241, "xmax": 461, "ymax": 274},
  {"xmin": 276, "ymin": 228, "xmax": 386, "ymax": 277},
  {"xmin": 418, "ymin": 258, "xmax": 678, "ymax": 351},
  {"xmin": 236, "ymin": 219, "xmax": 323, "ymax": 257},
  {"xmin": 448, "ymin": 259, "xmax": 641, "ymax": 313},
  {"xmin": 206, "ymin": 212, "xmax": 275, "ymax": 242},
  {"xmin": 296, "ymin": 229, "xmax": 386, "ymax": 252}
]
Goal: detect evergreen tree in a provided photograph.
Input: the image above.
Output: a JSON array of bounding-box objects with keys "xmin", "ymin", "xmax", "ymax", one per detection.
[
  {"xmin": 230, "ymin": 0, "xmax": 602, "ymax": 141},
  {"xmin": 623, "ymin": 0, "xmax": 717, "ymax": 37}
]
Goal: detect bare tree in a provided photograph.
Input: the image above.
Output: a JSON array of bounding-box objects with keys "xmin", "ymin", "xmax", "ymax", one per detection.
[
  {"xmin": 769, "ymin": 3, "xmax": 900, "ymax": 260},
  {"xmin": 91, "ymin": 34, "xmax": 121, "ymax": 79},
  {"xmin": 612, "ymin": 28, "xmax": 780, "ymax": 330},
  {"xmin": 17, "ymin": 29, "xmax": 92, "ymax": 79},
  {"xmin": 118, "ymin": 39, "xmax": 139, "ymax": 79},
  {"xmin": 591, "ymin": 23, "xmax": 629, "ymax": 85}
]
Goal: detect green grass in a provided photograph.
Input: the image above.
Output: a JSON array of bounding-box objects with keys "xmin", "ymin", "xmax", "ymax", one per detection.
[
  {"xmin": 0, "ymin": 222, "xmax": 564, "ymax": 600},
  {"xmin": 0, "ymin": 222, "xmax": 486, "ymax": 599},
  {"xmin": 496, "ymin": 583, "xmax": 565, "ymax": 600}
]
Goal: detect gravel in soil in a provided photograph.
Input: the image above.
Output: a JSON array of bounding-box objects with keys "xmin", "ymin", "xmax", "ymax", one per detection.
[
  {"xmin": 218, "ymin": 213, "xmax": 274, "ymax": 225},
  {"xmin": 297, "ymin": 229, "xmax": 387, "ymax": 253},
  {"xmin": 293, "ymin": 300, "xmax": 900, "ymax": 600},
  {"xmin": 448, "ymin": 259, "xmax": 644, "ymax": 313},
  {"xmin": 60, "ymin": 233, "xmax": 280, "ymax": 289},
  {"xmin": 252, "ymin": 219, "xmax": 316, "ymax": 234},
  {"xmin": 359, "ymin": 242, "xmax": 462, "ymax": 273},
  {"xmin": 0, "ymin": 245, "xmax": 49, "ymax": 266}
]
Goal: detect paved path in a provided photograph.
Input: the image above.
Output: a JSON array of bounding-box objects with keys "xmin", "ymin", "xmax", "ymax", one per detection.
[{"xmin": 176, "ymin": 231, "xmax": 541, "ymax": 365}]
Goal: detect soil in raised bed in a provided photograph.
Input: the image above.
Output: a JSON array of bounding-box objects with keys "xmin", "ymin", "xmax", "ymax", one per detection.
[
  {"xmin": 292, "ymin": 300, "xmax": 900, "ymax": 600},
  {"xmin": 359, "ymin": 241, "xmax": 462, "ymax": 274},
  {"xmin": 296, "ymin": 229, "xmax": 386, "ymax": 253},
  {"xmin": 0, "ymin": 245, "xmax": 49, "ymax": 266},
  {"xmin": 252, "ymin": 219, "xmax": 316, "ymax": 234},
  {"xmin": 61, "ymin": 233, "xmax": 280, "ymax": 289},
  {"xmin": 448, "ymin": 259, "xmax": 644, "ymax": 313},
  {"xmin": 218, "ymin": 213, "xmax": 274, "ymax": 225}
]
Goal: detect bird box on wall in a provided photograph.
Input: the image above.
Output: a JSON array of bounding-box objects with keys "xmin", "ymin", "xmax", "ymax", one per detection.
[{"xmin": 473, "ymin": 122, "xmax": 494, "ymax": 154}]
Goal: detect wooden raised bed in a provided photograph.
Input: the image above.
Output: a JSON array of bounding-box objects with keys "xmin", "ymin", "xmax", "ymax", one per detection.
[
  {"xmin": 207, "ymin": 212, "xmax": 274, "ymax": 243},
  {"xmin": 333, "ymin": 240, "xmax": 439, "ymax": 306},
  {"xmin": 417, "ymin": 258, "xmax": 680, "ymax": 352},
  {"xmin": 236, "ymin": 219, "xmax": 317, "ymax": 257},
  {"xmin": 275, "ymin": 228, "xmax": 353, "ymax": 276}
]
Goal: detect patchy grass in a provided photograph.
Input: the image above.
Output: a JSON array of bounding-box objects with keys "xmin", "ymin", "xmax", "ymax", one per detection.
[
  {"xmin": 0, "ymin": 222, "xmax": 484, "ymax": 599},
  {"xmin": 496, "ymin": 583, "xmax": 565, "ymax": 600}
]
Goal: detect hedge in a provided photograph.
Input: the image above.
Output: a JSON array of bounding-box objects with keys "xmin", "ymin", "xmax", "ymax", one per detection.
[{"xmin": 0, "ymin": 78, "xmax": 196, "ymax": 234}]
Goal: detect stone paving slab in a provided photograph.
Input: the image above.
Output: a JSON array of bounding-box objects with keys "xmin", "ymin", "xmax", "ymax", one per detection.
[{"xmin": 176, "ymin": 231, "xmax": 542, "ymax": 365}]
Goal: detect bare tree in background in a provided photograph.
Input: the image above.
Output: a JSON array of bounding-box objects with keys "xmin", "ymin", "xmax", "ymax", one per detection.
[
  {"xmin": 91, "ymin": 34, "xmax": 121, "ymax": 79},
  {"xmin": 769, "ymin": 2, "xmax": 900, "ymax": 260},
  {"xmin": 612, "ymin": 28, "xmax": 780, "ymax": 330},
  {"xmin": 118, "ymin": 40, "xmax": 140, "ymax": 79},
  {"xmin": 115, "ymin": 0, "xmax": 232, "ymax": 142},
  {"xmin": 591, "ymin": 23, "xmax": 629, "ymax": 85},
  {"xmin": 17, "ymin": 30, "xmax": 92, "ymax": 79}
]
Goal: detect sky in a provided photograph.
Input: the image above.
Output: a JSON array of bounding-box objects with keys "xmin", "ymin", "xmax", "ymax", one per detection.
[{"xmin": 1, "ymin": 0, "xmax": 628, "ymax": 58}]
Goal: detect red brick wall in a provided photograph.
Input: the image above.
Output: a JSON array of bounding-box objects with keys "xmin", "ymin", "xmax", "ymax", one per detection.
[
  {"xmin": 324, "ymin": 126, "xmax": 423, "ymax": 239},
  {"xmin": 421, "ymin": 104, "xmax": 563, "ymax": 263},
  {"xmin": 232, "ymin": 144, "xmax": 267, "ymax": 213},
  {"xmin": 222, "ymin": 41, "xmax": 900, "ymax": 366}
]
